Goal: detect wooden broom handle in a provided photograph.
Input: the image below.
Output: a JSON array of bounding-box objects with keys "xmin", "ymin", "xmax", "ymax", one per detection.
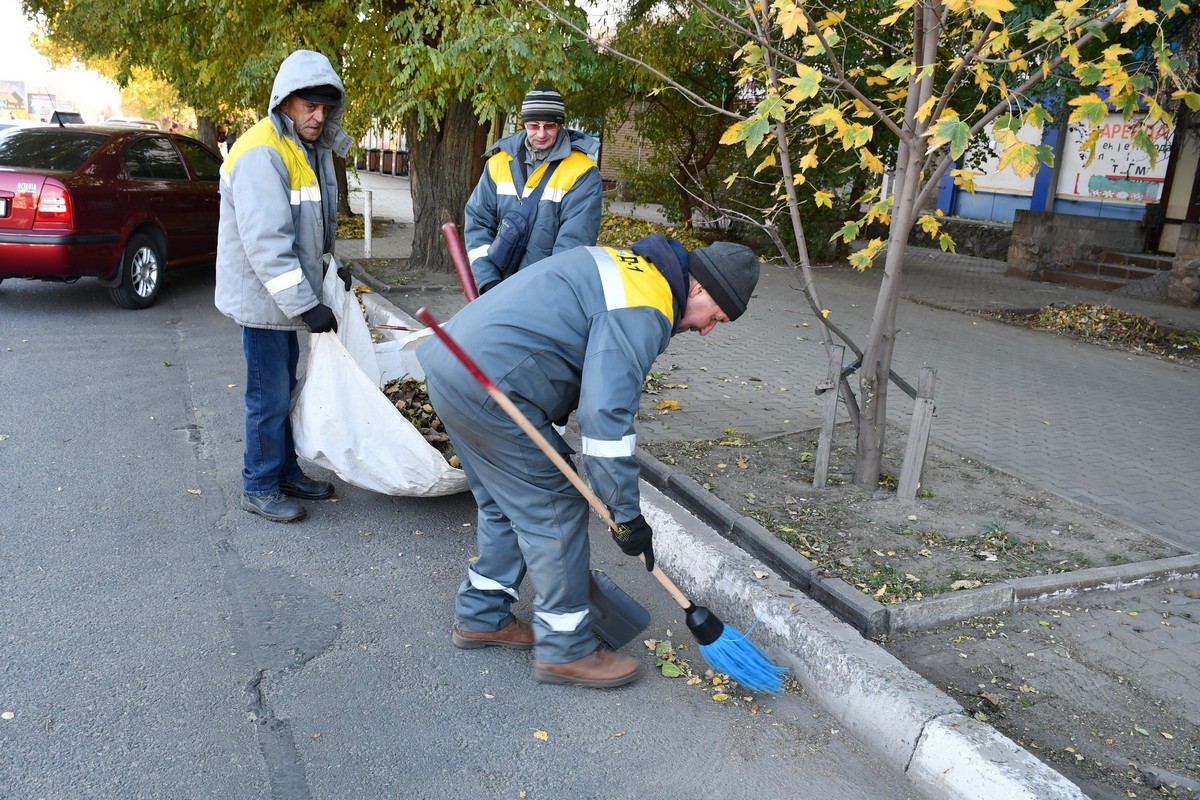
[{"xmin": 415, "ymin": 307, "xmax": 691, "ymax": 610}]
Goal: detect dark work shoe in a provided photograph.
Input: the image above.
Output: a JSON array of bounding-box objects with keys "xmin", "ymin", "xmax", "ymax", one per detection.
[
  {"xmin": 241, "ymin": 493, "xmax": 306, "ymax": 523},
  {"xmin": 279, "ymin": 476, "xmax": 335, "ymax": 500},
  {"xmin": 452, "ymin": 619, "xmax": 535, "ymax": 650}
]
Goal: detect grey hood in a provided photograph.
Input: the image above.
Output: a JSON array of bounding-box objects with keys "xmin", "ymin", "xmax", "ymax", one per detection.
[{"xmin": 267, "ymin": 49, "xmax": 352, "ymax": 158}]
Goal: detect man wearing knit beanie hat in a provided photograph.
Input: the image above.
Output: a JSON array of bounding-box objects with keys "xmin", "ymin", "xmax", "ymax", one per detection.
[
  {"xmin": 521, "ymin": 86, "xmax": 566, "ymax": 125},
  {"xmin": 416, "ymin": 233, "xmax": 759, "ymax": 688},
  {"xmin": 686, "ymin": 242, "xmax": 760, "ymax": 321},
  {"xmin": 463, "ymin": 84, "xmax": 602, "ymax": 294}
]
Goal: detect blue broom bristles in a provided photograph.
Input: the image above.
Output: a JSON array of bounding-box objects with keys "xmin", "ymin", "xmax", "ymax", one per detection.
[{"xmin": 686, "ymin": 605, "xmax": 788, "ymax": 694}]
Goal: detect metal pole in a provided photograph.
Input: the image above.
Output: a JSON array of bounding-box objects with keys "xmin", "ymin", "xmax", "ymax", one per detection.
[{"xmin": 364, "ymin": 191, "xmax": 373, "ymax": 259}]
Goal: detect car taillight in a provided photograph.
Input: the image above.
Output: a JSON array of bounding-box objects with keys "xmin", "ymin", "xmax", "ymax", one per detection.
[{"xmin": 34, "ymin": 184, "xmax": 73, "ymax": 225}]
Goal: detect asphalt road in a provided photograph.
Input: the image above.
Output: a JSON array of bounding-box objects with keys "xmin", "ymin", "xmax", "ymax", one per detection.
[{"xmin": 0, "ymin": 268, "xmax": 922, "ymax": 800}]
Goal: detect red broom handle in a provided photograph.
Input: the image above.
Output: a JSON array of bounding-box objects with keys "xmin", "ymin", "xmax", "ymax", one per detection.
[
  {"xmin": 415, "ymin": 307, "xmax": 691, "ymax": 610},
  {"xmin": 440, "ymin": 222, "xmax": 479, "ymax": 302}
]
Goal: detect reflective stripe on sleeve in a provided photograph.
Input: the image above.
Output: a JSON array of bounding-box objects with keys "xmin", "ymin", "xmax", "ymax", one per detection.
[
  {"xmin": 544, "ymin": 186, "xmax": 566, "ymax": 203},
  {"xmin": 264, "ymin": 268, "xmax": 304, "ymax": 294},
  {"xmin": 289, "ymin": 186, "xmax": 321, "ymax": 206},
  {"xmin": 467, "ymin": 244, "xmax": 490, "ymax": 264},
  {"xmin": 535, "ymin": 609, "xmax": 589, "ymax": 633},
  {"xmin": 581, "ymin": 434, "xmax": 636, "ymax": 458},
  {"xmin": 467, "ymin": 567, "xmax": 520, "ymax": 601},
  {"xmin": 496, "ymin": 180, "xmax": 519, "ymax": 198}
]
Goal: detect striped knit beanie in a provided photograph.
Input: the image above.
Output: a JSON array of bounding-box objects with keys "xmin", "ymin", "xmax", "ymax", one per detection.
[{"xmin": 521, "ymin": 86, "xmax": 566, "ymax": 124}]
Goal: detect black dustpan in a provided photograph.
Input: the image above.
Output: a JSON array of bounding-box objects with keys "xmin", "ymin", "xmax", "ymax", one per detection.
[{"xmin": 589, "ymin": 569, "xmax": 651, "ymax": 649}]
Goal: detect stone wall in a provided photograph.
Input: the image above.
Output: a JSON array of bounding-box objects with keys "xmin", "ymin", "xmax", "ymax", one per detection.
[
  {"xmin": 1006, "ymin": 209, "xmax": 1145, "ymax": 280},
  {"xmin": 1168, "ymin": 223, "xmax": 1200, "ymax": 307},
  {"xmin": 908, "ymin": 217, "xmax": 1012, "ymax": 260}
]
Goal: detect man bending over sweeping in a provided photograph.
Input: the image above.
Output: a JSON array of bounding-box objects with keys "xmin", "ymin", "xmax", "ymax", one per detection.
[{"xmin": 416, "ymin": 236, "xmax": 760, "ymax": 688}]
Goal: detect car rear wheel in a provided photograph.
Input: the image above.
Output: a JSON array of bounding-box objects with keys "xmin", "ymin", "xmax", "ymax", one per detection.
[{"xmin": 110, "ymin": 233, "xmax": 163, "ymax": 309}]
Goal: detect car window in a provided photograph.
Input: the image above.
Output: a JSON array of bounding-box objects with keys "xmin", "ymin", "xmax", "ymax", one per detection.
[
  {"xmin": 175, "ymin": 138, "xmax": 223, "ymax": 182},
  {"xmin": 0, "ymin": 129, "xmax": 108, "ymax": 171},
  {"xmin": 125, "ymin": 137, "xmax": 190, "ymax": 181}
]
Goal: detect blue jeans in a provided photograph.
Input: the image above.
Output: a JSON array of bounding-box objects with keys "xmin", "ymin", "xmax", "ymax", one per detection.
[{"xmin": 241, "ymin": 327, "xmax": 303, "ymax": 497}]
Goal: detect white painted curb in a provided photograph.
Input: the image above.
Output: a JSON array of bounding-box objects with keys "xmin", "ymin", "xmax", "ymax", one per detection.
[{"xmin": 641, "ymin": 481, "xmax": 1088, "ymax": 800}]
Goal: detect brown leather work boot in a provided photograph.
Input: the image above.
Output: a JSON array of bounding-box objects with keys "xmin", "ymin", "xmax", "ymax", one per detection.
[
  {"xmin": 534, "ymin": 648, "xmax": 641, "ymax": 688},
  {"xmin": 451, "ymin": 619, "xmax": 534, "ymax": 650}
]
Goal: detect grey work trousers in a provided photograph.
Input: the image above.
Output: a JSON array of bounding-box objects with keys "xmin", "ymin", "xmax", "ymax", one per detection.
[{"xmin": 426, "ymin": 377, "xmax": 596, "ymax": 665}]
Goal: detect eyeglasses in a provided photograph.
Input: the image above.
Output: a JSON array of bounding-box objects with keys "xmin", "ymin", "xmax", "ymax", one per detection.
[{"xmin": 524, "ymin": 122, "xmax": 561, "ymax": 133}]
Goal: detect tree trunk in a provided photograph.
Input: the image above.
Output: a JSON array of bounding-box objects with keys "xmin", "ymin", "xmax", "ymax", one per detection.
[
  {"xmin": 195, "ymin": 115, "xmax": 218, "ymax": 151},
  {"xmin": 854, "ymin": 138, "xmax": 922, "ymax": 488},
  {"xmin": 853, "ymin": 0, "xmax": 940, "ymax": 489},
  {"xmin": 408, "ymin": 98, "xmax": 490, "ymax": 273},
  {"xmin": 334, "ymin": 154, "xmax": 352, "ymax": 217}
]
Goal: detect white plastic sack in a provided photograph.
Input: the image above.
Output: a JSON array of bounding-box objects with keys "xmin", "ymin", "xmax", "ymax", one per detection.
[{"xmin": 292, "ymin": 260, "xmax": 468, "ymax": 496}]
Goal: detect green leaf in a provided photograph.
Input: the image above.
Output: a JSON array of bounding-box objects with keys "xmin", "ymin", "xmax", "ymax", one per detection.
[
  {"xmin": 831, "ymin": 220, "xmax": 862, "ymax": 243},
  {"xmin": 786, "ymin": 66, "xmax": 822, "ymax": 101},
  {"xmin": 997, "ymin": 142, "xmax": 1042, "ymax": 179},
  {"xmin": 659, "ymin": 661, "xmax": 684, "ymax": 678},
  {"xmin": 758, "ymin": 93, "xmax": 788, "ymax": 122},
  {"xmin": 928, "ymin": 116, "xmax": 970, "ymax": 159},
  {"xmin": 882, "ymin": 58, "xmax": 914, "ymax": 81},
  {"xmin": 1067, "ymin": 94, "xmax": 1110, "ymax": 127}
]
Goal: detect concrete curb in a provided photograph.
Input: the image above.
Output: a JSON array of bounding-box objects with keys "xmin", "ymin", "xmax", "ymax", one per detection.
[
  {"xmin": 363, "ymin": 285, "xmax": 1089, "ymax": 798},
  {"xmin": 343, "ymin": 259, "xmax": 463, "ymax": 297},
  {"xmin": 636, "ymin": 450, "xmax": 1200, "ymax": 638},
  {"xmin": 640, "ymin": 481, "xmax": 1087, "ymax": 800}
]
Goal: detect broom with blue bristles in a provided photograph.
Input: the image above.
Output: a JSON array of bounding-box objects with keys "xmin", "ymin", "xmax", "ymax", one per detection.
[{"xmin": 416, "ymin": 307, "xmax": 788, "ymax": 694}]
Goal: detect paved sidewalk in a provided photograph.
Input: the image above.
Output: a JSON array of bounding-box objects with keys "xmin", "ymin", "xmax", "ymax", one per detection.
[{"xmin": 339, "ymin": 170, "xmax": 1200, "ymax": 799}]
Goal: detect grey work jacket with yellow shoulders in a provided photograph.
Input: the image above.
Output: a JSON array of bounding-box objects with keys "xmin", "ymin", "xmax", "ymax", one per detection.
[
  {"xmin": 214, "ymin": 50, "xmax": 353, "ymax": 330},
  {"xmin": 463, "ymin": 128, "xmax": 602, "ymax": 291},
  {"xmin": 416, "ymin": 235, "xmax": 690, "ymax": 523}
]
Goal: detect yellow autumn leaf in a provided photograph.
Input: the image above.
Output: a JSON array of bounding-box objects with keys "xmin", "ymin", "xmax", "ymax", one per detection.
[
  {"xmin": 914, "ymin": 96, "xmax": 937, "ymax": 122},
  {"xmin": 860, "ymin": 149, "xmax": 884, "ymax": 174},
  {"xmin": 655, "ymin": 399, "xmax": 681, "ymax": 411},
  {"xmin": 754, "ymin": 152, "xmax": 778, "ymax": 175},
  {"xmin": 813, "ymin": 190, "xmax": 834, "ymax": 208},
  {"xmin": 712, "ymin": 693, "xmax": 730, "ymax": 701},
  {"xmin": 820, "ymin": 308, "xmax": 830, "ymax": 318},
  {"xmin": 719, "ymin": 120, "xmax": 744, "ymax": 146},
  {"xmin": 534, "ymin": 730, "xmax": 549, "ymax": 741},
  {"xmin": 773, "ymin": 0, "xmax": 809, "ymax": 38},
  {"xmin": 971, "ymin": 0, "xmax": 1015, "ymax": 23},
  {"xmin": 798, "ymin": 147, "xmax": 819, "ymax": 171}
]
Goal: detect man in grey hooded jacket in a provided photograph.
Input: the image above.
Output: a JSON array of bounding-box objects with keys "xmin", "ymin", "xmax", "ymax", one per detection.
[{"xmin": 215, "ymin": 49, "xmax": 353, "ymax": 523}]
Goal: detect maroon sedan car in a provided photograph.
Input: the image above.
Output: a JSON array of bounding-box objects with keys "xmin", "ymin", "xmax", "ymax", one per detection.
[{"xmin": 0, "ymin": 125, "xmax": 223, "ymax": 309}]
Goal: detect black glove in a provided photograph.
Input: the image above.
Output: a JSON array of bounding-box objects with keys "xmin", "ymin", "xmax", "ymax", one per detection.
[
  {"xmin": 337, "ymin": 265, "xmax": 353, "ymax": 291},
  {"xmin": 301, "ymin": 303, "xmax": 338, "ymax": 333},
  {"xmin": 612, "ymin": 514, "xmax": 654, "ymax": 572},
  {"xmin": 478, "ymin": 280, "xmax": 499, "ymax": 295}
]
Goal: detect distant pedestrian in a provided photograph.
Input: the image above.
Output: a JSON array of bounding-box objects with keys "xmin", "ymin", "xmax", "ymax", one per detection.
[
  {"xmin": 463, "ymin": 86, "xmax": 602, "ymax": 294},
  {"xmin": 214, "ymin": 49, "xmax": 354, "ymax": 523}
]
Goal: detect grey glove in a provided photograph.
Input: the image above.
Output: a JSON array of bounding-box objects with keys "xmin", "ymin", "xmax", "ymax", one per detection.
[
  {"xmin": 612, "ymin": 514, "xmax": 655, "ymax": 572},
  {"xmin": 301, "ymin": 303, "xmax": 337, "ymax": 333}
]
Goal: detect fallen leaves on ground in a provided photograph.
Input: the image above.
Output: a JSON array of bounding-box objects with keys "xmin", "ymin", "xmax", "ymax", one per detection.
[{"xmin": 998, "ymin": 303, "xmax": 1199, "ymax": 360}]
